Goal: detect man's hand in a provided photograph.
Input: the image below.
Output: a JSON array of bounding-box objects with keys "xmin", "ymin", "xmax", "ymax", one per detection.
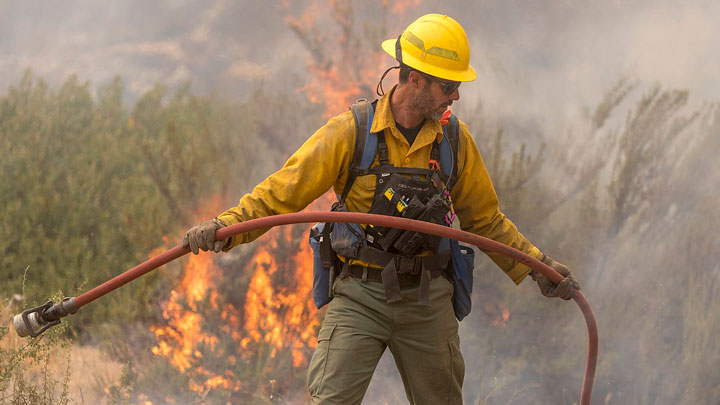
[
  {"xmin": 182, "ymin": 218, "xmax": 229, "ymax": 254},
  {"xmin": 530, "ymin": 255, "xmax": 581, "ymax": 300}
]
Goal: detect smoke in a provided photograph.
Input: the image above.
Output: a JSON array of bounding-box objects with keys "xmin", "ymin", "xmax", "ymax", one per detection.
[
  {"xmin": 3, "ymin": 0, "xmax": 719, "ymax": 403},
  {"xmin": 0, "ymin": 0, "xmax": 302, "ymax": 98},
  {"xmin": 418, "ymin": 1, "xmax": 720, "ymax": 144},
  {"xmin": 4, "ymin": 1, "xmax": 719, "ymax": 111}
]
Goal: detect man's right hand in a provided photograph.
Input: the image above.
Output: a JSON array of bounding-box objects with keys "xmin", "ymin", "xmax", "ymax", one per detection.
[{"xmin": 182, "ymin": 218, "xmax": 229, "ymax": 254}]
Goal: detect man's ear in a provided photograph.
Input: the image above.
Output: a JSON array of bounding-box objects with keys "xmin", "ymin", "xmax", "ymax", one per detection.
[{"xmin": 407, "ymin": 70, "xmax": 423, "ymax": 89}]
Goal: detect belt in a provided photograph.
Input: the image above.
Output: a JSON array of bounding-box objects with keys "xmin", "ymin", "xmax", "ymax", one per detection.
[
  {"xmin": 344, "ymin": 250, "xmax": 451, "ymax": 306},
  {"xmin": 346, "ymin": 264, "xmax": 447, "ymax": 289}
]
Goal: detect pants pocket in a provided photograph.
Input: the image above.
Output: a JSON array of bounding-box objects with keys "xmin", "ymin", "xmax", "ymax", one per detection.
[{"xmin": 307, "ymin": 323, "xmax": 338, "ymax": 397}]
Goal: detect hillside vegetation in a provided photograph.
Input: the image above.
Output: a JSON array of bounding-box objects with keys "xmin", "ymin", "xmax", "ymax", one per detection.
[{"xmin": 1, "ymin": 71, "xmax": 719, "ymax": 404}]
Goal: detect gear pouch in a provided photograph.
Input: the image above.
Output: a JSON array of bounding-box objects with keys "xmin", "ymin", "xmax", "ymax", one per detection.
[
  {"xmin": 309, "ymin": 203, "xmax": 366, "ymax": 309},
  {"xmin": 309, "ymin": 222, "xmax": 332, "ymax": 309},
  {"xmin": 329, "ymin": 203, "xmax": 366, "ymax": 258},
  {"xmin": 450, "ymin": 239, "xmax": 475, "ymax": 321},
  {"xmin": 366, "ymin": 173, "xmax": 431, "ymax": 239}
]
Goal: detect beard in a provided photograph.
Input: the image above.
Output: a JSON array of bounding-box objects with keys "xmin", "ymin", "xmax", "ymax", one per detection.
[{"xmin": 410, "ymin": 86, "xmax": 450, "ymax": 121}]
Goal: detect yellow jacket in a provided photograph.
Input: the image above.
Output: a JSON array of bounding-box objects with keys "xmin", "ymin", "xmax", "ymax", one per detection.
[{"xmin": 217, "ymin": 89, "xmax": 543, "ymax": 284}]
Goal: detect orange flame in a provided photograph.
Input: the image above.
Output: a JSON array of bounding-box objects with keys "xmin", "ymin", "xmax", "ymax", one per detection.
[
  {"xmin": 239, "ymin": 225, "xmax": 321, "ymax": 368},
  {"xmin": 284, "ymin": 0, "xmax": 420, "ymax": 118},
  {"xmin": 151, "ymin": 196, "xmax": 240, "ymax": 394},
  {"xmin": 151, "ymin": 193, "xmax": 334, "ymax": 395},
  {"xmin": 151, "ymin": 0, "xmax": 422, "ymax": 398},
  {"xmin": 485, "ymin": 303, "xmax": 511, "ymax": 328}
]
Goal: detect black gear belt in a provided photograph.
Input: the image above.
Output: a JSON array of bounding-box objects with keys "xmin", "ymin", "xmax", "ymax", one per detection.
[{"xmin": 345, "ymin": 264, "xmax": 448, "ymax": 293}]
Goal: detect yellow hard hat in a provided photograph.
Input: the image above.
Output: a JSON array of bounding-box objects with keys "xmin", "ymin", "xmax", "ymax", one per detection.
[{"xmin": 382, "ymin": 14, "xmax": 477, "ymax": 82}]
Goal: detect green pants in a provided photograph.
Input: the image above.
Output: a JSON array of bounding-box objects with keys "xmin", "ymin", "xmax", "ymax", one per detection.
[{"xmin": 307, "ymin": 275, "xmax": 464, "ymax": 404}]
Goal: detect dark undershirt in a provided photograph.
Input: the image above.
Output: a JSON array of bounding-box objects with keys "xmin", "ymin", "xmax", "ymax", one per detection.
[{"xmin": 395, "ymin": 120, "xmax": 424, "ymax": 146}]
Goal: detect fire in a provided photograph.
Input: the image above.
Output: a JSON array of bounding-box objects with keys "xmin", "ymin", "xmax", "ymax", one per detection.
[
  {"xmin": 151, "ymin": 196, "xmax": 240, "ymax": 394},
  {"xmin": 151, "ymin": 253, "xmax": 221, "ymax": 373},
  {"xmin": 283, "ymin": 0, "xmax": 420, "ymax": 118},
  {"xmin": 151, "ymin": 193, "xmax": 334, "ymax": 397},
  {"xmin": 151, "ymin": 1, "xmax": 421, "ymax": 399},
  {"xmin": 239, "ymin": 224, "xmax": 320, "ymax": 368},
  {"xmin": 485, "ymin": 303, "xmax": 511, "ymax": 328}
]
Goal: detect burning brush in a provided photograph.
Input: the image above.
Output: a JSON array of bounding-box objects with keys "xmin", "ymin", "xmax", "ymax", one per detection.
[{"xmin": 9, "ymin": 211, "xmax": 599, "ymax": 405}]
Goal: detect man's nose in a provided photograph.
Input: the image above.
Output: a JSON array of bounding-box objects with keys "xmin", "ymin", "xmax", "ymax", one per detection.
[{"xmin": 450, "ymin": 87, "xmax": 460, "ymax": 101}]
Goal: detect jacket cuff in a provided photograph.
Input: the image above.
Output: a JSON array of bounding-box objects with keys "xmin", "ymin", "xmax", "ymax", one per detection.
[
  {"xmin": 505, "ymin": 246, "xmax": 544, "ymax": 285},
  {"xmin": 216, "ymin": 214, "xmax": 240, "ymax": 251}
]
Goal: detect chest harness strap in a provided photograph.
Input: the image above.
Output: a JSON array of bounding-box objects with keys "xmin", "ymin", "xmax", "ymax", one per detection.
[{"xmin": 331, "ymin": 98, "xmax": 459, "ymax": 306}]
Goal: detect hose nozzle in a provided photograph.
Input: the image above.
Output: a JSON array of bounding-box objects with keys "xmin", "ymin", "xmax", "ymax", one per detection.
[{"xmin": 12, "ymin": 297, "xmax": 78, "ymax": 338}]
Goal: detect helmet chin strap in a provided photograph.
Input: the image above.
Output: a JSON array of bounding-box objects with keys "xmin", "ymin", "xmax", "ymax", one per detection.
[
  {"xmin": 376, "ymin": 65, "xmax": 400, "ymax": 96},
  {"xmin": 375, "ymin": 34, "xmax": 402, "ymax": 97},
  {"xmin": 376, "ymin": 34, "xmax": 404, "ymax": 97}
]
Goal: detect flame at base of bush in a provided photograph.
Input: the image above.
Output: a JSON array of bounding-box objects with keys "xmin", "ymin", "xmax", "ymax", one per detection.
[{"xmin": 150, "ymin": 198, "xmax": 329, "ymax": 399}]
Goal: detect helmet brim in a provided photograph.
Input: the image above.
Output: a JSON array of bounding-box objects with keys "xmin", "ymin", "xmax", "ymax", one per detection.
[{"xmin": 381, "ymin": 38, "xmax": 477, "ymax": 82}]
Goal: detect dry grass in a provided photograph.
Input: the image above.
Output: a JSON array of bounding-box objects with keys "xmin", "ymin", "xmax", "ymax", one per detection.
[{"xmin": 1, "ymin": 301, "xmax": 124, "ymax": 405}]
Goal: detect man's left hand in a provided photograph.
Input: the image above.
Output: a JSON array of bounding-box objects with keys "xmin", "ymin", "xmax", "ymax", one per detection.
[{"xmin": 530, "ymin": 255, "xmax": 581, "ymax": 300}]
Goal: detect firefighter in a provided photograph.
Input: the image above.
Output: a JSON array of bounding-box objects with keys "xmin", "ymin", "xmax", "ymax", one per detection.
[{"xmin": 183, "ymin": 13, "xmax": 580, "ymax": 404}]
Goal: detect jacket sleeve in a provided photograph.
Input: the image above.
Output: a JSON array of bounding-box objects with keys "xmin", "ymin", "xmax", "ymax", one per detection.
[
  {"xmin": 450, "ymin": 120, "xmax": 544, "ymax": 284},
  {"xmin": 216, "ymin": 112, "xmax": 355, "ymax": 249}
]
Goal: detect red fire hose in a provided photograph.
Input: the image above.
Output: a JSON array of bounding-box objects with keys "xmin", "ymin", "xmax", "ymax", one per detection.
[{"xmin": 12, "ymin": 211, "xmax": 598, "ymax": 404}]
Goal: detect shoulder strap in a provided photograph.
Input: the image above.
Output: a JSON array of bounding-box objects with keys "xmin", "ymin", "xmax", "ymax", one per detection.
[
  {"xmin": 360, "ymin": 101, "xmax": 378, "ymax": 169},
  {"xmin": 343, "ymin": 102, "xmax": 459, "ymax": 199},
  {"xmin": 439, "ymin": 114, "xmax": 460, "ymax": 191},
  {"xmin": 341, "ymin": 99, "xmax": 378, "ymax": 202}
]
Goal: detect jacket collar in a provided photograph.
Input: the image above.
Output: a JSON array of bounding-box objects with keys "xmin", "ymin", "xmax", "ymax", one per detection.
[{"xmin": 370, "ymin": 86, "xmax": 445, "ymax": 153}]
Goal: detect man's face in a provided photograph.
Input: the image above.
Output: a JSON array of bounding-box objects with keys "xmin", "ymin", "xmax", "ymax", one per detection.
[{"xmin": 409, "ymin": 73, "xmax": 460, "ymax": 121}]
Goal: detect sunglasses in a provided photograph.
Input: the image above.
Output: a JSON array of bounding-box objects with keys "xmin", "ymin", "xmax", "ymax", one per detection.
[{"xmin": 417, "ymin": 71, "xmax": 461, "ymax": 96}]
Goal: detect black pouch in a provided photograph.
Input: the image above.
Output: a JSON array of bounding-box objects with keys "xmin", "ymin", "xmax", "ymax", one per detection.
[
  {"xmin": 366, "ymin": 173, "xmax": 429, "ymax": 242},
  {"xmin": 393, "ymin": 193, "xmax": 450, "ymax": 255},
  {"xmin": 375, "ymin": 194, "xmax": 425, "ymax": 251}
]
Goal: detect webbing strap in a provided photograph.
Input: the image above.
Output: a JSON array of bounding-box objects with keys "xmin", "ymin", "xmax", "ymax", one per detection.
[
  {"xmin": 320, "ymin": 222, "xmax": 335, "ymax": 295},
  {"xmin": 341, "ymin": 99, "xmax": 461, "ymax": 306},
  {"xmin": 439, "ymin": 115, "xmax": 459, "ymax": 190},
  {"xmin": 342, "ymin": 101, "xmax": 369, "ymax": 202},
  {"xmin": 377, "ymin": 132, "xmax": 390, "ymax": 165},
  {"xmin": 360, "ymin": 104, "xmax": 377, "ymax": 169},
  {"xmin": 356, "ymin": 166, "xmax": 440, "ymax": 177},
  {"xmin": 347, "ymin": 265, "xmax": 445, "ymax": 288},
  {"xmin": 418, "ymin": 263, "xmax": 432, "ymax": 306},
  {"xmin": 378, "ymin": 253, "xmax": 449, "ymax": 306},
  {"xmin": 381, "ymin": 260, "xmax": 403, "ymax": 303},
  {"xmin": 342, "ymin": 99, "xmax": 380, "ymax": 202},
  {"xmin": 356, "ymin": 246, "xmax": 450, "ymax": 272},
  {"xmin": 346, "ymin": 99, "xmax": 459, "ymax": 200}
]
